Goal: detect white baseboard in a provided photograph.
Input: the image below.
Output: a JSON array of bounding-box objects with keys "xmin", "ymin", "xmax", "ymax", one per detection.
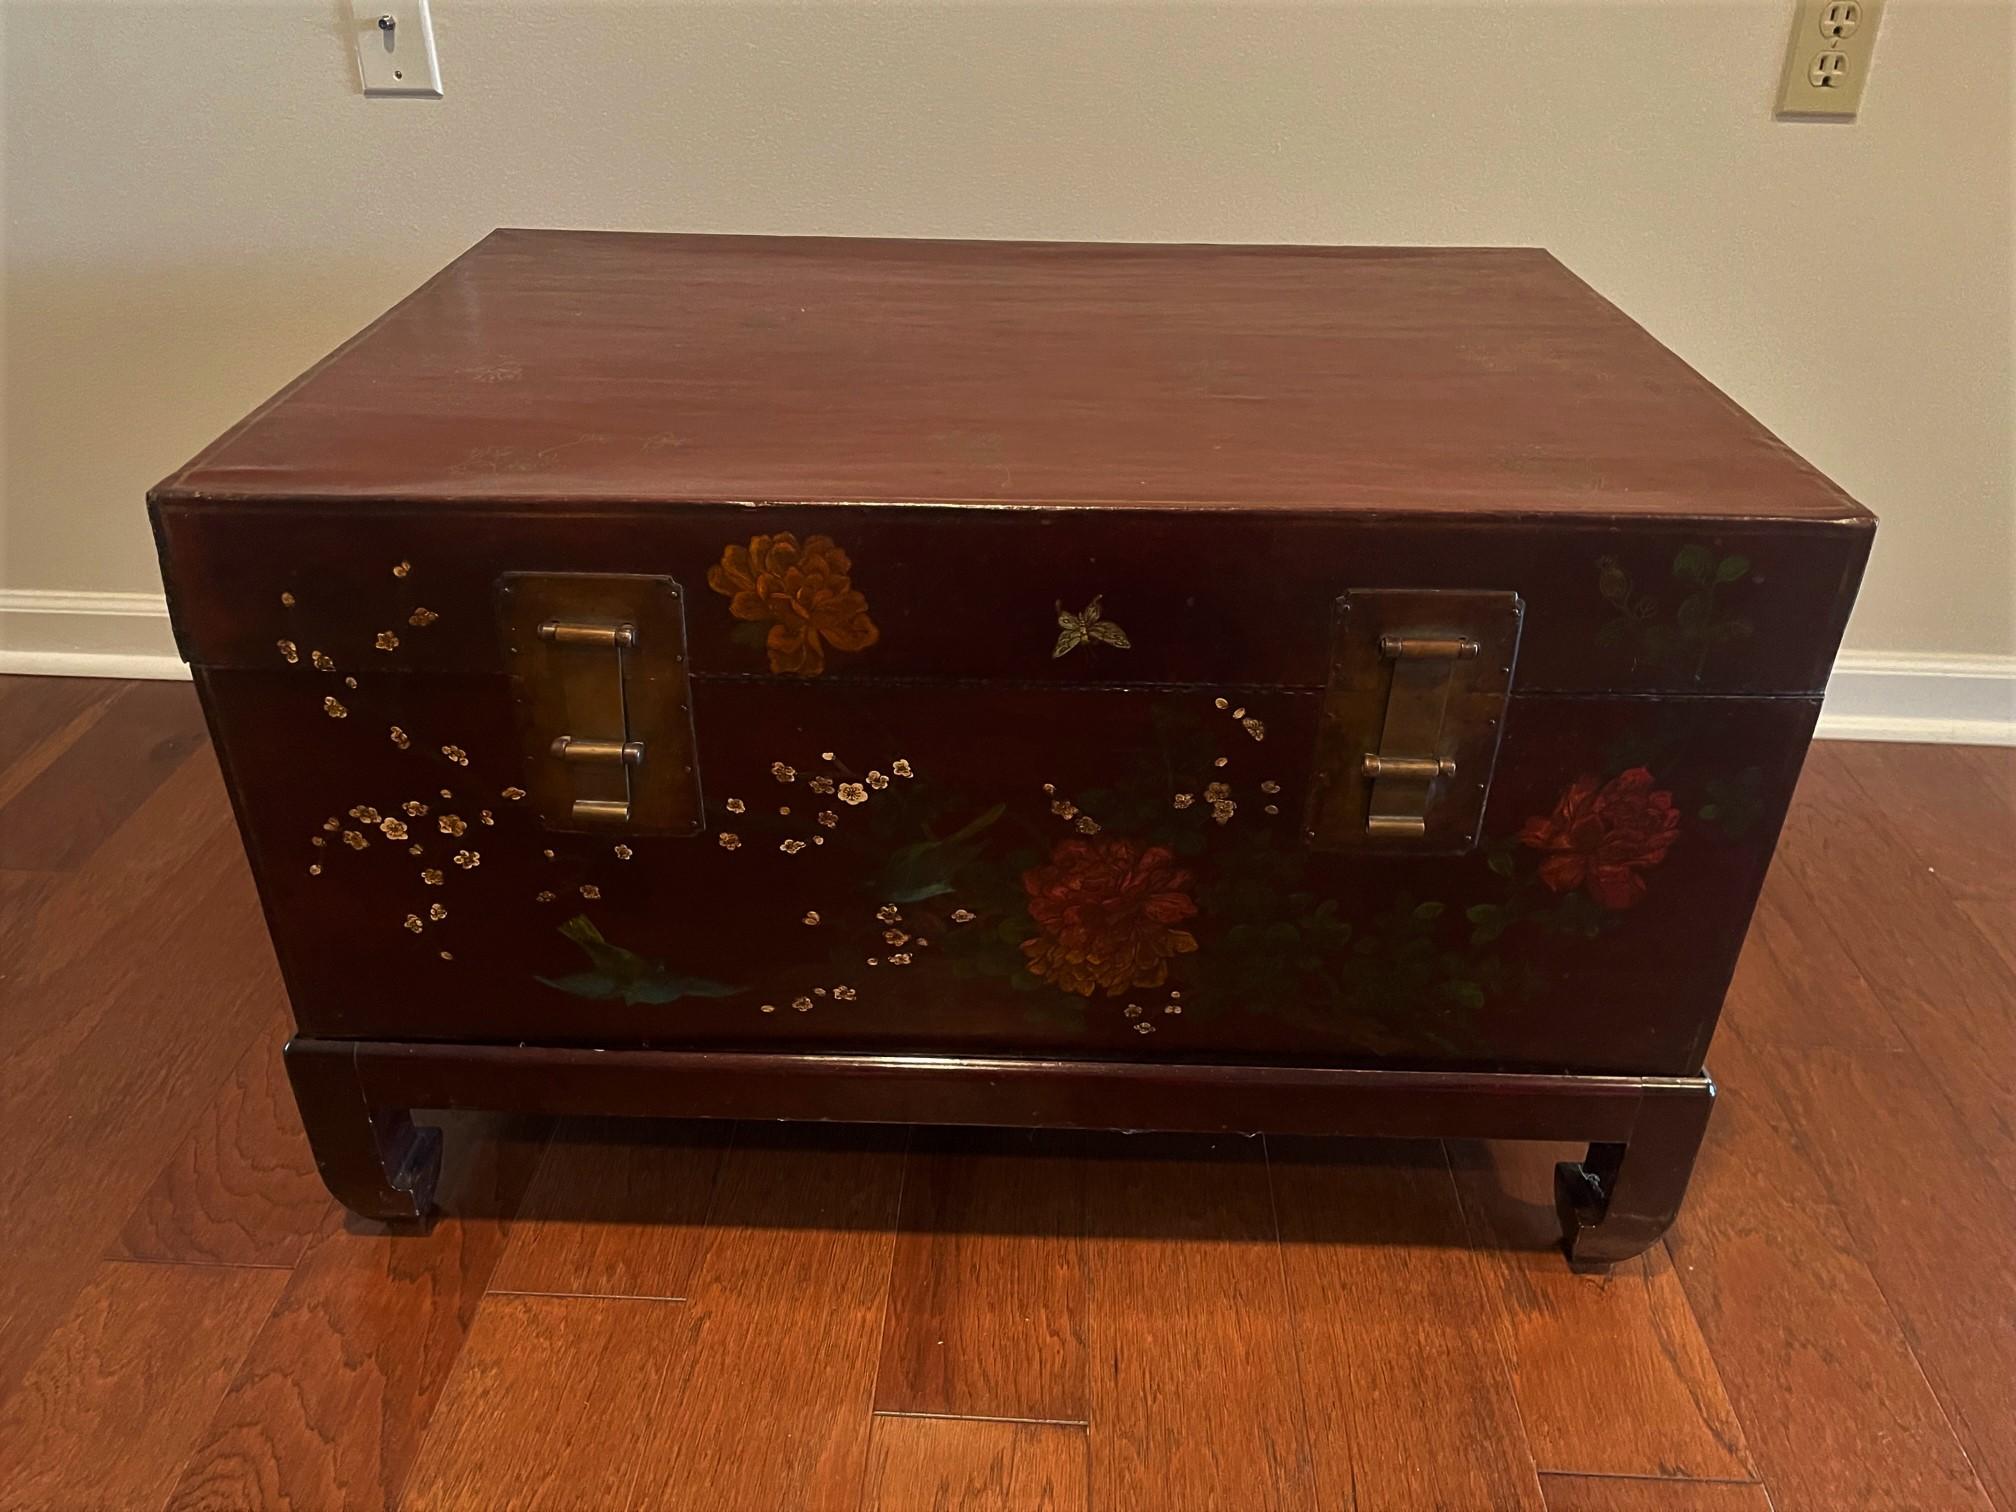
[
  {"xmin": 1816, "ymin": 651, "xmax": 2016, "ymax": 747},
  {"xmin": 0, "ymin": 591, "xmax": 2011, "ymax": 744},
  {"xmin": 0, "ymin": 590, "xmax": 189, "ymax": 681}
]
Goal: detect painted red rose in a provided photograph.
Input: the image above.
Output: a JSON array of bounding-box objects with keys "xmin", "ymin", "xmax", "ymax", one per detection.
[
  {"xmin": 1519, "ymin": 767, "xmax": 1680, "ymax": 910},
  {"xmin": 1020, "ymin": 835, "xmax": 1199, "ymax": 997}
]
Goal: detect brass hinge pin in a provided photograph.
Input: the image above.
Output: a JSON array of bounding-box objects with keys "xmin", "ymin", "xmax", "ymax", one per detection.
[
  {"xmin": 1379, "ymin": 635, "xmax": 1479, "ymax": 660},
  {"xmin": 1362, "ymin": 754, "xmax": 1457, "ymax": 780},
  {"xmin": 1366, "ymin": 815, "xmax": 1428, "ymax": 838},
  {"xmin": 538, "ymin": 620, "xmax": 637, "ymax": 648},
  {"xmin": 550, "ymin": 737, "xmax": 645, "ymax": 766}
]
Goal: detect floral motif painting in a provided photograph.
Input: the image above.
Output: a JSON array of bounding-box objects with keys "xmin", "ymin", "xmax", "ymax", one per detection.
[
  {"xmin": 531, "ymin": 688, "xmax": 1728, "ymax": 1062},
  {"xmin": 263, "ymin": 539, "xmax": 1785, "ymax": 1067},
  {"xmin": 708, "ymin": 532, "xmax": 879, "ymax": 676},
  {"xmin": 276, "ymin": 548, "xmax": 1757, "ymax": 1064},
  {"xmin": 1020, "ymin": 835, "xmax": 1198, "ymax": 996},
  {"xmin": 1596, "ymin": 545, "xmax": 1754, "ymax": 682},
  {"xmin": 1519, "ymin": 768, "xmax": 1681, "ymax": 910},
  {"xmin": 538, "ymin": 915, "xmax": 741, "ymax": 1005}
]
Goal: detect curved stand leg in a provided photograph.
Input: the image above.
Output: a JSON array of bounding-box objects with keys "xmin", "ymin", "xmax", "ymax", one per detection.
[
  {"xmin": 284, "ymin": 1038, "xmax": 442, "ymax": 1223},
  {"xmin": 1555, "ymin": 1078, "xmax": 1715, "ymax": 1269}
]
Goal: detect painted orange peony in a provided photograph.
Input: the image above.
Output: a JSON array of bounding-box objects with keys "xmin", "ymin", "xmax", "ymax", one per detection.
[
  {"xmin": 707, "ymin": 532, "xmax": 879, "ymax": 676},
  {"xmin": 1020, "ymin": 835, "xmax": 1199, "ymax": 997},
  {"xmin": 1519, "ymin": 767, "xmax": 1679, "ymax": 910}
]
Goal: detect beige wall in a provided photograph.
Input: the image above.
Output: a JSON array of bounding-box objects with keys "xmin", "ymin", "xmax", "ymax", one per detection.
[{"xmin": 4, "ymin": 0, "xmax": 2011, "ymax": 660}]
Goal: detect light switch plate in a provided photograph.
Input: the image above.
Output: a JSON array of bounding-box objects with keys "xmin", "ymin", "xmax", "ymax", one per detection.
[
  {"xmin": 351, "ymin": 0, "xmax": 443, "ymax": 98},
  {"xmin": 1777, "ymin": 0, "xmax": 1882, "ymax": 118}
]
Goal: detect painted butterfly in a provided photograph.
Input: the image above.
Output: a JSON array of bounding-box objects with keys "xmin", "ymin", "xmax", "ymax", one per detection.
[{"xmin": 1053, "ymin": 595, "xmax": 1132, "ymax": 658}]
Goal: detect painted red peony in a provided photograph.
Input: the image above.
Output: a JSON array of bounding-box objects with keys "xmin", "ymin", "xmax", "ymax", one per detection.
[
  {"xmin": 707, "ymin": 532, "xmax": 878, "ymax": 677},
  {"xmin": 1020, "ymin": 835, "xmax": 1199, "ymax": 997},
  {"xmin": 1519, "ymin": 767, "xmax": 1680, "ymax": 910}
]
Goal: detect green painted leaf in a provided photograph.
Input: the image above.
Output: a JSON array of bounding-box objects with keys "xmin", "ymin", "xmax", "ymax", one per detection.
[
  {"xmin": 1412, "ymin": 900, "xmax": 1445, "ymax": 921},
  {"xmin": 1674, "ymin": 544, "xmax": 1716, "ymax": 586},
  {"xmin": 942, "ymin": 802, "xmax": 1006, "ymax": 846},
  {"xmin": 1715, "ymin": 554, "xmax": 1751, "ymax": 583},
  {"xmin": 1487, "ymin": 850, "xmax": 1515, "ymax": 878},
  {"xmin": 1443, "ymin": 980, "xmax": 1487, "ymax": 1011},
  {"xmin": 623, "ymin": 976, "xmax": 743, "ymax": 1005},
  {"xmin": 884, "ymin": 880, "xmax": 956, "ymax": 904},
  {"xmin": 536, "ymin": 972, "xmax": 620, "ymax": 1000},
  {"xmin": 1596, "ymin": 557, "xmax": 1632, "ymax": 607}
]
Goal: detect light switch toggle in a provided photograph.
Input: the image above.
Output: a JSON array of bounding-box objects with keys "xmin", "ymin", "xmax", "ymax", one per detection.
[{"xmin": 350, "ymin": 0, "xmax": 443, "ymax": 98}]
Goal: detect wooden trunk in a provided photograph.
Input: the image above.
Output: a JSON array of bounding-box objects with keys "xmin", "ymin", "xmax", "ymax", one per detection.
[{"xmin": 151, "ymin": 231, "xmax": 1872, "ymax": 1263}]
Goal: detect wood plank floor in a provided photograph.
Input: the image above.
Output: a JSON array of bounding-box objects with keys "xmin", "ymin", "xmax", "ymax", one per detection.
[{"xmin": 1, "ymin": 675, "xmax": 2010, "ymax": 1512}]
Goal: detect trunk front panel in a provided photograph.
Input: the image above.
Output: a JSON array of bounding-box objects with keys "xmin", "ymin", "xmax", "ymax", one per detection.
[
  {"xmin": 199, "ymin": 671, "xmax": 1814, "ymax": 1077},
  {"xmin": 166, "ymin": 502, "xmax": 1857, "ymax": 1078}
]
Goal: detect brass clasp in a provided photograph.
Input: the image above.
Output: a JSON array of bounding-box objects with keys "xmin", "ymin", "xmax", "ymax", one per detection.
[
  {"xmin": 1305, "ymin": 590, "xmax": 1522, "ymax": 853},
  {"xmin": 1362, "ymin": 633, "xmax": 1478, "ymax": 840},
  {"xmin": 498, "ymin": 575, "xmax": 703, "ymax": 835},
  {"xmin": 537, "ymin": 618, "xmax": 642, "ymax": 823}
]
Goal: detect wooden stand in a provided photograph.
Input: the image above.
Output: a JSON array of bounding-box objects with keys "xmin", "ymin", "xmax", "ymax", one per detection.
[
  {"xmin": 1556, "ymin": 1088, "xmax": 1717, "ymax": 1268},
  {"xmin": 285, "ymin": 1037, "xmax": 1714, "ymax": 1264}
]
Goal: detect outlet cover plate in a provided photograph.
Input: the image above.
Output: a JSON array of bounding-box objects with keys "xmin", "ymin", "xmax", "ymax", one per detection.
[
  {"xmin": 1777, "ymin": 0, "xmax": 1882, "ymax": 118},
  {"xmin": 351, "ymin": 0, "xmax": 443, "ymax": 98}
]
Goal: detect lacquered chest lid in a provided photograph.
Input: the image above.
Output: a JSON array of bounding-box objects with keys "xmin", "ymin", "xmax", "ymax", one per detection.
[{"xmin": 153, "ymin": 230, "xmax": 1869, "ymax": 525}]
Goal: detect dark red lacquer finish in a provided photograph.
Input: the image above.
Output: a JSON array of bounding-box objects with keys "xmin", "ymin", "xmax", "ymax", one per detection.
[{"xmin": 153, "ymin": 231, "xmax": 1873, "ymax": 1264}]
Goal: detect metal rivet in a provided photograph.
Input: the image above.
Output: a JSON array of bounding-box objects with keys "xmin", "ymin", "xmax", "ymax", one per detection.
[{"xmin": 377, "ymin": 12, "xmax": 396, "ymax": 29}]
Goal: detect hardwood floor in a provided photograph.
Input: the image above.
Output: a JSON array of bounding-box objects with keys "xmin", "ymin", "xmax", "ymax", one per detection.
[{"xmin": 0, "ymin": 675, "xmax": 2009, "ymax": 1512}]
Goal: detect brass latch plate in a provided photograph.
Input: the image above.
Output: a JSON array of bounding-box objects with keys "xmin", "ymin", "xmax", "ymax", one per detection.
[
  {"xmin": 1304, "ymin": 589, "xmax": 1522, "ymax": 854},
  {"xmin": 497, "ymin": 573, "xmax": 703, "ymax": 835}
]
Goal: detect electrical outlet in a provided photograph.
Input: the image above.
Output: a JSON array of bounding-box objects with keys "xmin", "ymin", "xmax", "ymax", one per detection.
[
  {"xmin": 1777, "ymin": 0, "xmax": 1882, "ymax": 118},
  {"xmin": 350, "ymin": 0, "xmax": 443, "ymax": 98}
]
